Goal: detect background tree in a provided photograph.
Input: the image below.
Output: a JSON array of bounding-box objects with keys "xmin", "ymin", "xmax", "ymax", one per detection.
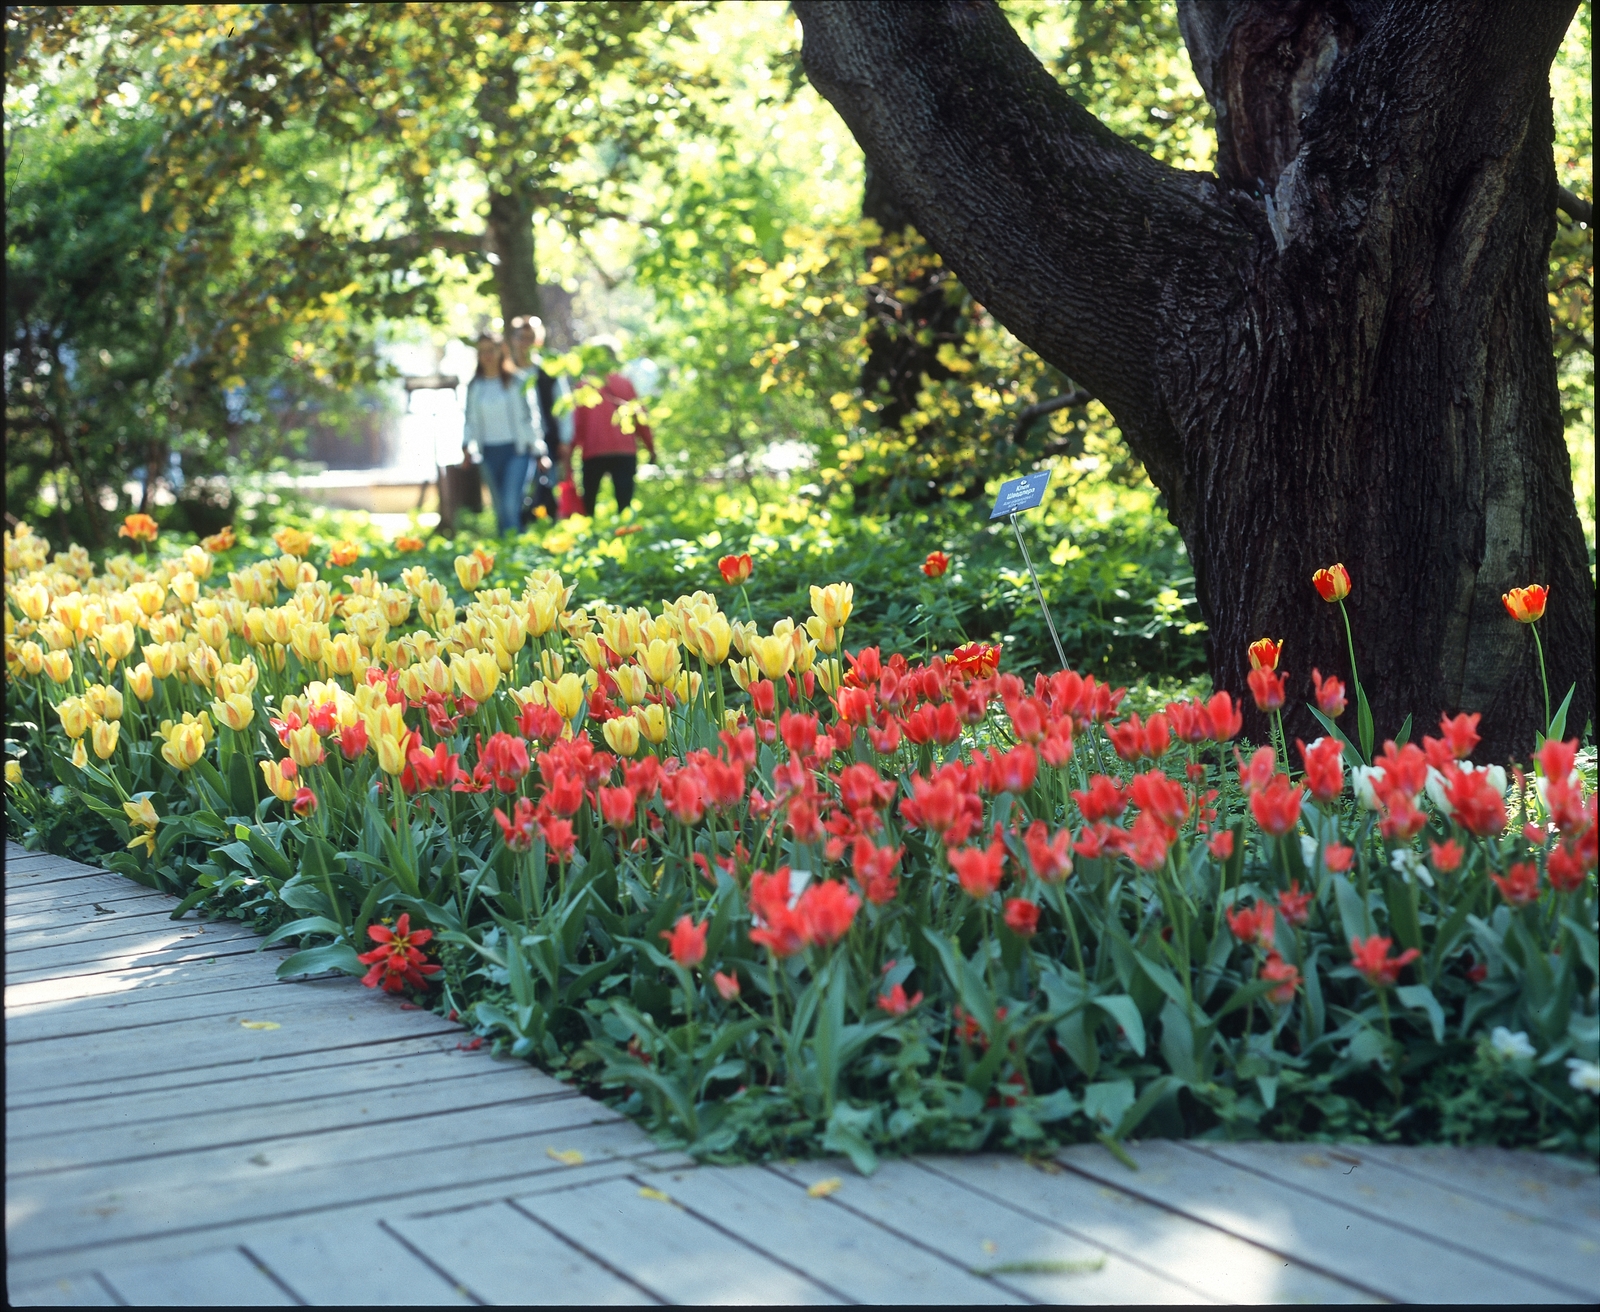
[{"xmin": 795, "ymin": 0, "xmax": 1595, "ymax": 760}]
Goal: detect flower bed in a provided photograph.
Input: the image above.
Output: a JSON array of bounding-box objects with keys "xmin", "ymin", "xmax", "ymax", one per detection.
[{"xmin": 4, "ymin": 520, "xmax": 1596, "ymax": 1166}]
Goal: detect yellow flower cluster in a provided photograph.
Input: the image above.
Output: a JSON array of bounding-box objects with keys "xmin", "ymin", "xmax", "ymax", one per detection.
[{"xmin": 5, "ymin": 519, "xmax": 858, "ymax": 829}]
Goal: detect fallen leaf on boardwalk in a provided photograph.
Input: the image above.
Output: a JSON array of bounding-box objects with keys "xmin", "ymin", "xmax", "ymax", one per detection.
[
  {"xmin": 547, "ymin": 1148, "xmax": 585, "ymax": 1166},
  {"xmin": 981, "ymin": 1239, "xmax": 998, "ymax": 1254},
  {"xmin": 637, "ymin": 1186, "xmax": 674, "ymax": 1204},
  {"xmin": 971, "ymin": 1257, "xmax": 1107, "ymax": 1277},
  {"xmin": 807, "ymin": 1177, "xmax": 843, "ymax": 1198},
  {"xmin": 239, "ymin": 1020, "xmax": 280, "ymax": 1030}
]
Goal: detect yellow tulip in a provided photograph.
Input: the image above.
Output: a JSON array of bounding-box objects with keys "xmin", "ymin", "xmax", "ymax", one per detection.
[
  {"xmin": 749, "ymin": 633, "xmax": 796, "ymax": 681},
  {"xmin": 599, "ymin": 607, "xmax": 648, "ymax": 659},
  {"xmin": 143, "ymin": 642, "xmax": 179, "ymax": 680},
  {"xmin": 805, "ymin": 616, "xmax": 840, "ymax": 655},
  {"xmin": 38, "ymin": 619, "xmax": 74, "ymax": 651},
  {"xmin": 43, "ymin": 649, "xmax": 73, "ymax": 684},
  {"xmin": 690, "ymin": 613, "xmax": 733, "ymax": 665},
  {"xmin": 84, "ymin": 683, "xmax": 124, "ymax": 722},
  {"xmin": 98, "ymin": 622, "xmax": 137, "ymax": 666},
  {"xmin": 380, "ymin": 587, "xmax": 413, "ymax": 627},
  {"xmin": 728, "ymin": 655, "xmax": 759, "ymax": 692},
  {"xmin": 602, "ymin": 715, "xmax": 642, "ymax": 757},
  {"xmin": 170, "ymin": 571, "xmax": 201, "ymax": 606},
  {"xmin": 194, "ymin": 614, "xmax": 228, "ymax": 649},
  {"xmin": 71, "ymin": 738, "xmax": 88, "ymax": 770},
  {"xmin": 451, "ymin": 651, "xmax": 500, "ymax": 702},
  {"xmin": 635, "ymin": 703, "xmax": 669, "ymax": 745},
  {"xmin": 188, "ymin": 644, "xmax": 222, "ymax": 690},
  {"xmin": 130, "ymin": 580, "xmax": 166, "ymax": 616},
  {"xmin": 52, "ymin": 592, "xmax": 84, "ymax": 632},
  {"xmin": 548, "ymin": 672, "xmax": 587, "ymax": 721},
  {"xmin": 92, "ymin": 719, "xmax": 120, "ymax": 760},
  {"xmin": 487, "ymin": 610, "xmax": 526, "ymax": 657},
  {"xmin": 56, "ymin": 696, "xmax": 92, "ymax": 739},
  {"xmin": 6, "ymin": 759, "xmax": 24, "ymax": 788},
  {"xmin": 417, "ymin": 654, "xmax": 452, "ymax": 698},
  {"xmin": 289, "ymin": 621, "xmax": 329, "ymax": 665},
  {"xmin": 454, "ymin": 554, "xmax": 486, "ymax": 591},
  {"xmin": 216, "ymin": 656, "xmax": 259, "ymax": 698},
  {"xmin": 125, "ymin": 662, "xmax": 156, "ymax": 702},
  {"xmin": 161, "ymin": 721, "xmax": 208, "ymax": 771},
  {"xmin": 398, "ymin": 665, "xmax": 428, "ymax": 703},
  {"xmin": 612, "ymin": 663, "xmax": 649, "ymax": 706},
  {"xmin": 14, "ymin": 582, "xmax": 50, "ymax": 622},
  {"xmin": 375, "ymin": 730, "xmax": 409, "ymax": 775},
  {"xmin": 324, "ymin": 632, "xmax": 362, "ymax": 677},
  {"xmin": 639, "ymin": 638, "xmax": 682, "ymax": 687},
  {"xmin": 810, "ymin": 583, "xmax": 854, "ymax": 629},
  {"xmin": 286, "ymin": 723, "xmax": 326, "ymax": 768},
  {"xmin": 18, "ymin": 640, "xmax": 44, "ymax": 676},
  {"xmin": 794, "ymin": 636, "xmax": 818, "ymax": 676},
  {"xmin": 815, "ymin": 658, "xmax": 843, "ymax": 694},
  {"xmin": 539, "ymin": 650, "xmax": 566, "ymax": 682},
  {"xmin": 364, "ymin": 701, "xmax": 406, "ymax": 744},
  {"xmin": 524, "ymin": 589, "xmax": 560, "ymax": 638},
  {"xmin": 261, "ymin": 758, "xmax": 300, "ymax": 802},
  {"xmin": 575, "ymin": 630, "xmax": 608, "ymax": 671},
  {"xmin": 212, "ymin": 692, "xmax": 255, "ymax": 732},
  {"xmin": 428, "ymin": 602, "xmax": 458, "ymax": 633},
  {"xmin": 730, "ymin": 618, "xmax": 757, "ymax": 658},
  {"xmin": 262, "ymin": 607, "xmax": 295, "ymax": 646},
  {"xmin": 183, "ymin": 545, "xmax": 214, "ymax": 580},
  {"xmin": 672, "ymin": 670, "xmax": 703, "ymax": 704}
]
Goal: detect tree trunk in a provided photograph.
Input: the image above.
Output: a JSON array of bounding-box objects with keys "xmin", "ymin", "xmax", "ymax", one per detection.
[
  {"xmin": 485, "ymin": 188, "xmax": 543, "ymax": 328},
  {"xmin": 796, "ymin": 0, "xmax": 1594, "ymax": 764}
]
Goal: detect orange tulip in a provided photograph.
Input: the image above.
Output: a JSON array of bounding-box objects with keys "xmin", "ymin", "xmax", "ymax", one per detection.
[
  {"xmin": 394, "ymin": 535, "xmax": 425, "ymax": 552},
  {"xmin": 328, "ymin": 540, "xmax": 360, "ymax": 568},
  {"xmin": 1501, "ymin": 584, "xmax": 1547, "ymax": 624},
  {"xmin": 200, "ymin": 525, "xmax": 237, "ymax": 552},
  {"xmin": 922, "ymin": 551, "xmax": 951, "ymax": 578},
  {"xmin": 1312, "ymin": 563, "xmax": 1351, "ymax": 603},
  {"xmin": 118, "ymin": 513, "xmax": 159, "ymax": 543},
  {"xmin": 718, "ymin": 553, "xmax": 753, "ymax": 586},
  {"xmin": 1247, "ymin": 637, "xmax": 1282, "ymax": 671}
]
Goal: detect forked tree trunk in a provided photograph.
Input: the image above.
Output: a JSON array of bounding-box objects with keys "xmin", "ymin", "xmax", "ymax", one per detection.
[
  {"xmin": 486, "ymin": 188, "xmax": 543, "ymax": 328},
  {"xmin": 795, "ymin": 0, "xmax": 1593, "ymax": 764}
]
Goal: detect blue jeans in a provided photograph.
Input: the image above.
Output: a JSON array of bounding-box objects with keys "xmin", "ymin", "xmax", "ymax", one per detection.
[{"xmin": 479, "ymin": 445, "xmax": 532, "ymax": 535}]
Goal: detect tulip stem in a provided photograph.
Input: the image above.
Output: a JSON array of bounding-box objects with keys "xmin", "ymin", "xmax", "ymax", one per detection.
[{"xmin": 1530, "ymin": 624, "xmax": 1551, "ymax": 731}]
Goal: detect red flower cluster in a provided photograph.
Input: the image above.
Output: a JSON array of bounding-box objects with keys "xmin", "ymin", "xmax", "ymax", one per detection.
[
  {"xmin": 747, "ymin": 868, "xmax": 862, "ymax": 957},
  {"xmin": 358, "ymin": 913, "xmax": 442, "ymax": 993},
  {"xmin": 1349, "ymin": 934, "xmax": 1419, "ymax": 989}
]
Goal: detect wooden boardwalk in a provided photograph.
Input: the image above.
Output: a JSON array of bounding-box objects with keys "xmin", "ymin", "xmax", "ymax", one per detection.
[{"xmin": 7, "ymin": 841, "xmax": 1597, "ymax": 1306}]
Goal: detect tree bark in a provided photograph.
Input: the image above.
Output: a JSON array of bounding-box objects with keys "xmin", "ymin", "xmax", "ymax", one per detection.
[
  {"xmin": 796, "ymin": 0, "xmax": 1594, "ymax": 764},
  {"xmin": 485, "ymin": 188, "xmax": 543, "ymax": 328}
]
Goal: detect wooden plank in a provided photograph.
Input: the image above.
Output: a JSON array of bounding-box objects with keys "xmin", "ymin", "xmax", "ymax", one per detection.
[
  {"xmin": 653, "ymin": 1163, "xmax": 1018, "ymax": 1304},
  {"xmin": 6, "ymin": 1044, "xmax": 512, "ymax": 1138},
  {"xmin": 6, "ymin": 986, "xmax": 460, "ymax": 1096},
  {"xmin": 7, "ymin": 886, "xmax": 177, "ymax": 929},
  {"xmin": 94, "ymin": 1247, "xmax": 300, "ymax": 1306},
  {"xmin": 774, "ymin": 1156, "xmax": 1221, "ymax": 1305},
  {"xmin": 6, "ymin": 920, "xmax": 265, "ymax": 977},
  {"xmin": 6, "ymin": 974, "xmax": 331, "ymax": 1041},
  {"xmin": 6, "ymin": 1101, "xmax": 648, "ymax": 1262},
  {"xmin": 7, "ymin": 1065, "xmax": 555, "ymax": 1176},
  {"xmin": 5, "ymin": 938, "xmax": 269, "ymax": 987},
  {"xmin": 514, "ymin": 1177, "xmax": 841, "ymax": 1305},
  {"xmin": 6, "ymin": 1271, "xmax": 121, "ymax": 1306},
  {"xmin": 1339, "ymin": 1142, "xmax": 1600, "ymax": 1233},
  {"xmin": 6, "ymin": 951, "xmax": 294, "ymax": 1012},
  {"xmin": 2, "ymin": 1151, "xmax": 664, "ymax": 1292},
  {"xmin": 1055, "ymin": 1140, "xmax": 1576, "ymax": 1304},
  {"xmin": 5, "ymin": 904, "xmax": 213, "ymax": 952},
  {"xmin": 245, "ymin": 1223, "xmax": 478, "ymax": 1306},
  {"xmin": 1189, "ymin": 1142, "xmax": 1599, "ymax": 1300},
  {"xmin": 6, "ymin": 1031, "xmax": 466, "ymax": 1109},
  {"xmin": 386, "ymin": 1201, "xmax": 658, "ymax": 1305}
]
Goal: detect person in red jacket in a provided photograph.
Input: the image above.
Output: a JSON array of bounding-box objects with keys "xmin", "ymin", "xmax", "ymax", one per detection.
[{"xmin": 562, "ymin": 345, "xmax": 657, "ymax": 516}]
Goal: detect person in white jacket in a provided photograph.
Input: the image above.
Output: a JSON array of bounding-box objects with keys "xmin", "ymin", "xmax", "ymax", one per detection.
[{"xmin": 463, "ymin": 333, "xmax": 543, "ymax": 535}]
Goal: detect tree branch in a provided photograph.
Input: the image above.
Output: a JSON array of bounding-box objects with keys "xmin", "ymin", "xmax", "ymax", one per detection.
[
  {"xmin": 1557, "ymin": 185, "xmax": 1592, "ymax": 225},
  {"xmin": 1012, "ymin": 389, "xmax": 1091, "ymax": 445},
  {"xmin": 794, "ymin": 0, "xmax": 1248, "ymax": 499}
]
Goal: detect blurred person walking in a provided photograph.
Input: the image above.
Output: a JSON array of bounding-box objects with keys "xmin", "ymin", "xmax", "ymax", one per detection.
[
  {"xmin": 507, "ymin": 315, "xmax": 567, "ymax": 523},
  {"xmin": 563, "ymin": 341, "xmax": 656, "ymax": 516},
  {"xmin": 463, "ymin": 331, "xmax": 541, "ymax": 536}
]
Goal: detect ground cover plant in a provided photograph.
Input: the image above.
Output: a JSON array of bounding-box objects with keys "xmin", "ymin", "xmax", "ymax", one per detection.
[{"xmin": 4, "ymin": 515, "xmax": 1596, "ymax": 1168}]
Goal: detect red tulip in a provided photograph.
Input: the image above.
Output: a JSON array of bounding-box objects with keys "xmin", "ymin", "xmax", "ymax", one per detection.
[{"xmin": 1312, "ymin": 563, "xmax": 1351, "ymax": 603}]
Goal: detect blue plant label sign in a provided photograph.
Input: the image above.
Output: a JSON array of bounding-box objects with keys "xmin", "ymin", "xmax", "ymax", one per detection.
[{"xmin": 990, "ymin": 470, "xmax": 1051, "ymax": 519}]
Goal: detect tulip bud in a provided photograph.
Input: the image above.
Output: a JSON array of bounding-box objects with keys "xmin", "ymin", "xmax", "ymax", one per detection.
[
  {"xmin": 43, "ymin": 649, "xmax": 73, "ymax": 684},
  {"xmin": 636, "ymin": 703, "xmax": 669, "ymax": 745},
  {"xmin": 261, "ymin": 757, "xmax": 300, "ymax": 802},
  {"xmin": 286, "ymin": 724, "xmax": 326, "ymax": 768},
  {"xmin": 56, "ymin": 696, "xmax": 92, "ymax": 739},
  {"xmin": 92, "ymin": 719, "xmax": 120, "ymax": 760},
  {"xmin": 125, "ymin": 662, "xmax": 156, "ymax": 702},
  {"xmin": 602, "ymin": 715, "xmax": 642, "ymax": 757}
]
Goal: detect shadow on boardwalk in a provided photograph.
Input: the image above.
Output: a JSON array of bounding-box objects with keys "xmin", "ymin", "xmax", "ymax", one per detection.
[{"xmin": 7, "ymin": 842, "xmax": 1598, "ymax": 1306}]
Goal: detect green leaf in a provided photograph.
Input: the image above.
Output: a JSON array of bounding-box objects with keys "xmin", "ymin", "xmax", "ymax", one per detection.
[
  {"xmin": 1332, "ymin": 873, "xmax": 1374, "ymax": 942},
  {"xmin": 1395, "ymin": 983, "xmax": 1445, "ymax": 1043},
  {"xmin": 1135, "ymin": 953, "xmax": 1189, "ymax": 1012},
  {"xmin": 1158, "ymin": 998, "xmax": 1198, "ymax": 1082},
  {"xmin": 822, "ymin": 1102, "xmax": 879, "ymax": 1177},
  {"xmin": 276, "ymin": 942, "xmax": 363, "ymax": 980},
  {"xmin": 1383, "ymin": 874, "xmax": 1422, "ymax": 952},
  {"xmin": 1111, "ymin": 1074, "xmax": 1184, "ymax": 1141},
  {"xmin": 1356, "ymin": 683, "xmax": 1375, "ymax": 764},
  {"xmin": 1308, "ymin": 706, "xmax": 1365, "ymax": 768},
  {"xmin": 261, "ymin": 915, "xmax": 345, "ymax": 949},
  {"xmin": 1393, "ymin": 713, "xmax": 1413, "ymax": 748},
  {"xmin": 1082, "ymin": 1079, "xmax": 1136, "ymax": 1131},
  {"xmin": 1547, "ymin": 682, "xmax": 1576, "ymax": 743},
  {"xmin": 1089, "ymin": 993, "xmax": 1146, "ymax": 1057}
]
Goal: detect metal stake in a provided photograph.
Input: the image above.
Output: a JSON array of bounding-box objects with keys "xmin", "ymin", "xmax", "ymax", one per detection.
[{"xmin": 1010, "ymin": 511, "xmax": 1069, "ymax": 672}]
